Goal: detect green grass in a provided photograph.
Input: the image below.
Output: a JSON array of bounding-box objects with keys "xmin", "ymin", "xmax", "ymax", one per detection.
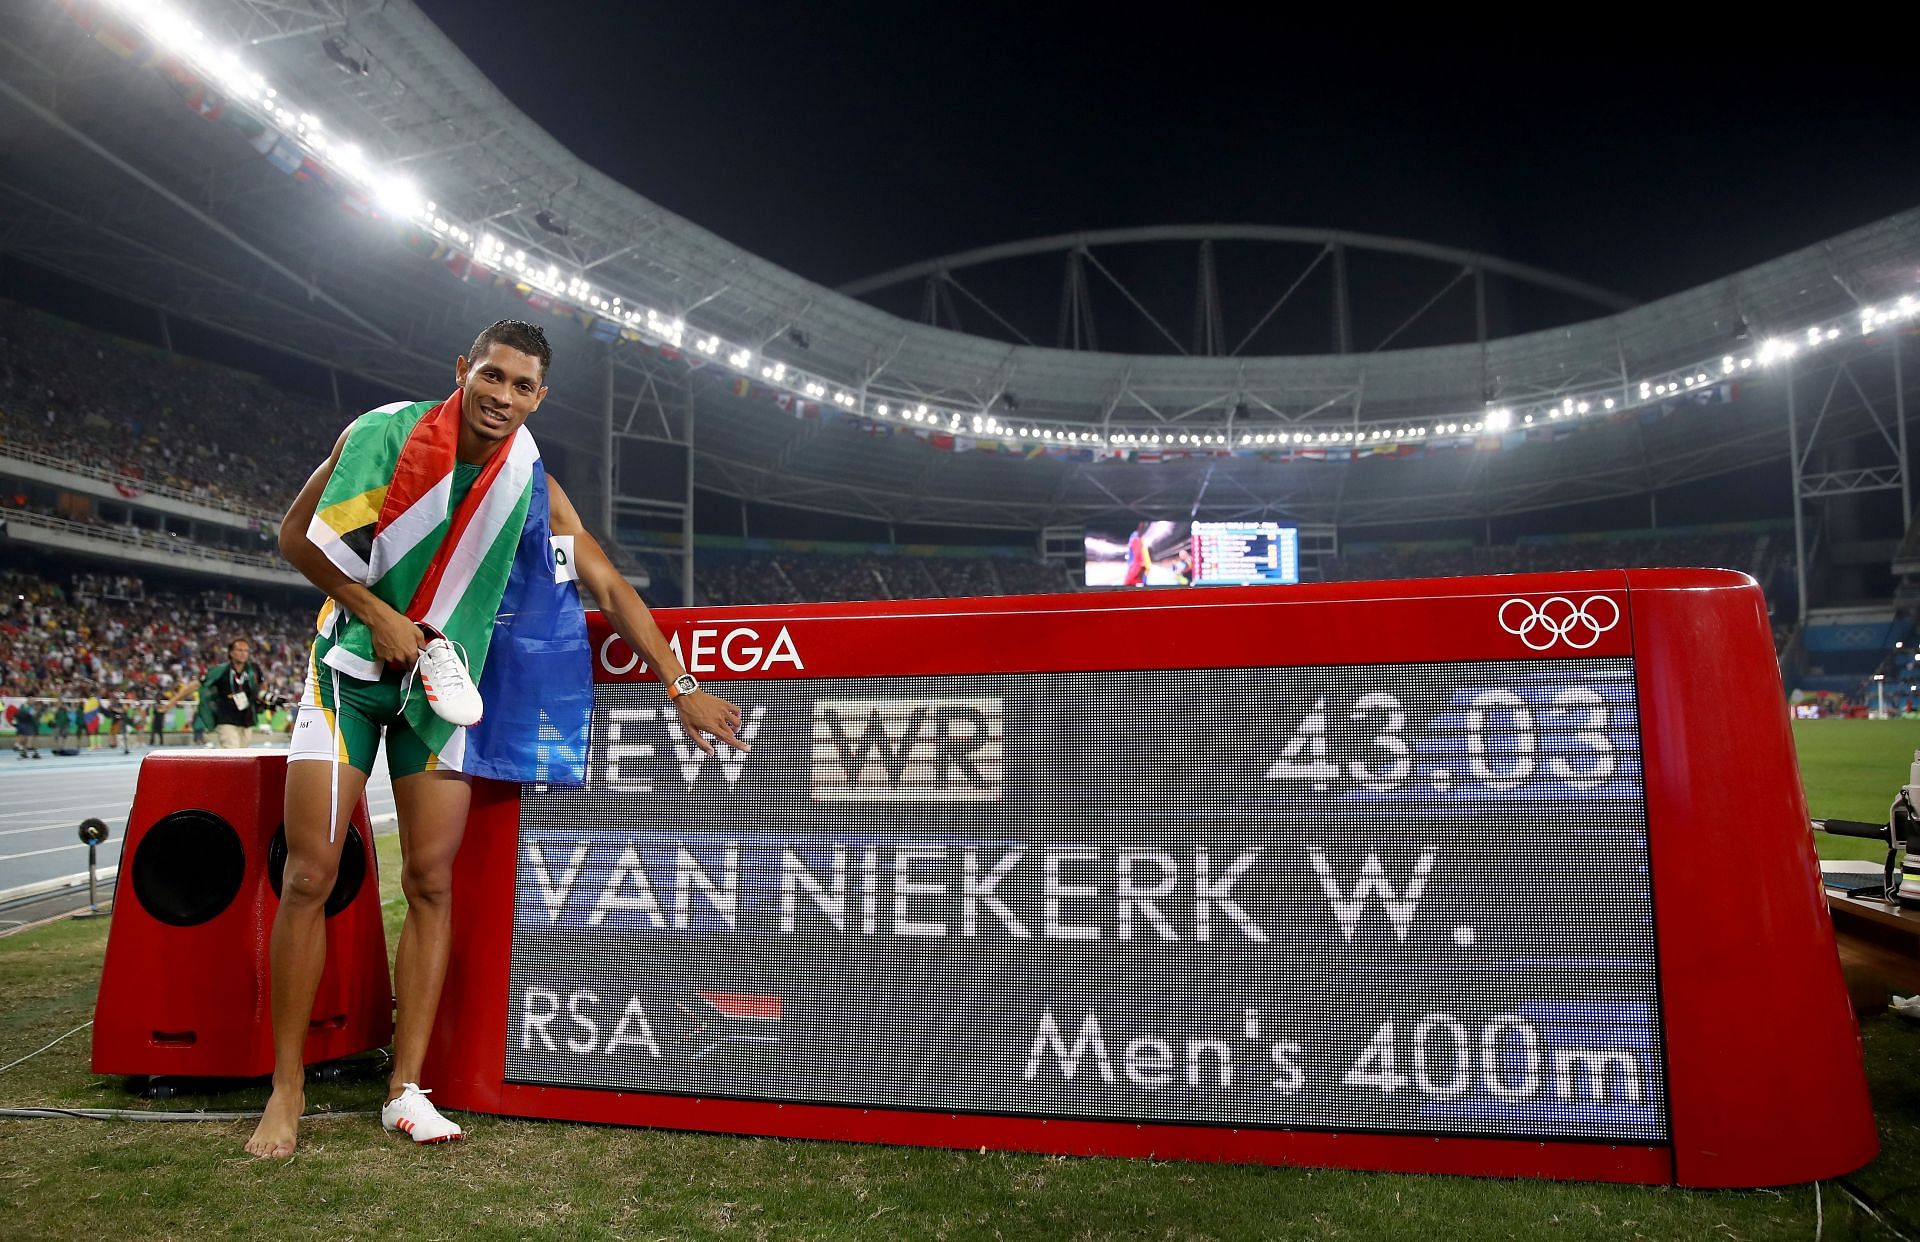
[
  {"xmin": 2, "ymin": 741, "xmax": 1918, "ymax": 1240},
  {"xmin": 1795, "ymin": 719, "xmax": 1920, "ymax": 861}
]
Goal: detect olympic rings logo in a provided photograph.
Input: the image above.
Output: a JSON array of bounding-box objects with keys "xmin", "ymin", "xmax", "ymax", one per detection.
[{"xmin": 1498, "ymin": 595, "xmax": 1621, "ymax": 651}]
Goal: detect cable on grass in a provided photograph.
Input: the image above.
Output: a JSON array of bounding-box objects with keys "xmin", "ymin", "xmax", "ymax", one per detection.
[
  {"xmin": 0, "ymin": 1021, "xmax": 92, "ymax": 1075},
  {"xmin": 1837, "ymin": 1178, "xmax": 1917, "ymax": 1242}
]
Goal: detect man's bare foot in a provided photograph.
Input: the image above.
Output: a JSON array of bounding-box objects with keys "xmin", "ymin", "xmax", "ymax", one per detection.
[{"xmin": 244, "ymin": 1084, "xmax": 304, "ymax": 1159}]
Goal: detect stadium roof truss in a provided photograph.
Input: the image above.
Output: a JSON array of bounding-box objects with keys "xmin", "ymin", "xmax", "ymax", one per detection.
[{"xmin": 0, "ymin": 0, "xmax": 1916, "ymax": 534}]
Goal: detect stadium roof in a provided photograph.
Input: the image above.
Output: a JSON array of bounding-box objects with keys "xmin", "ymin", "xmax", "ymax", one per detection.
[{"xmin": 1, "ymin": 0, "xmax": 1916, "ymax": 530}]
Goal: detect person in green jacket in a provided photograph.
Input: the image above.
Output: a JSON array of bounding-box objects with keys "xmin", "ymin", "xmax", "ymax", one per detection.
[{"xmin": 162, "ymin": 639, "xmax": 267, "ymax": 748}]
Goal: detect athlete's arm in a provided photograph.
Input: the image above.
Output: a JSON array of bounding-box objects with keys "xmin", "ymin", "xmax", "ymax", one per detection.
[
  {"xmin": 159, "ymin": 677, "xmax": 200, "ymax": 710},
  {"xmin": 547, "ymin": 476, "xmax": 747, "ymax": 756},
  {"xmin": 279, "ymin": 427, "xmax": 427, "ymax": 668}
]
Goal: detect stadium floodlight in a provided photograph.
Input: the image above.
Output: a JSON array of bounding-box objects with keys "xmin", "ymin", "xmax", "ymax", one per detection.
[
  {"xmin": 145, "ymin": 7, "xmax": 202, "ymax": 54},
  {"xmin": 68, "ymin": 0, "xmax": 1920, "ymax": 471},
  {"xmin": 373, "ymin": 176, "xmax": 428, "ymax": 222}
]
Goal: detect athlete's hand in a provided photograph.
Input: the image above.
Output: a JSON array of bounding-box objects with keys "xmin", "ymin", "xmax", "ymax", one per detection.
[
  {"xmin": 674, "ymin": 692, "xmax": 748, "ymax": 756},
  {"xmin": 368, "ymin": 603, "xmax": 427, "ymax": 669}
]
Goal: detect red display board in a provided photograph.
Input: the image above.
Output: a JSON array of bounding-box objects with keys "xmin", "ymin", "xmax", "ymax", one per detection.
[{"xmin": 423, "ymin": 570, "xmax": 1874, "ymax": 1186}]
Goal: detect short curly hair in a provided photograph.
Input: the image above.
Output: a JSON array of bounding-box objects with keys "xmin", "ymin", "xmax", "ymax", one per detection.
[{"xmin": 469, "ymin": 319, "xmax": 552, "ymax": 377}]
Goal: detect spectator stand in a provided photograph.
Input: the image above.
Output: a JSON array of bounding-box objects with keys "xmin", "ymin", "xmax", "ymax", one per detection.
[{"xmin": 0, "ymin": 565, "xmax": 316, "ymax": 743}]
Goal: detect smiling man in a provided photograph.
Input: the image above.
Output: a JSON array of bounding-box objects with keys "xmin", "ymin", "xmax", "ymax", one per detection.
[{"xmin": 246, "ymin": 320, "xmax": 748, "ymax": 1159}]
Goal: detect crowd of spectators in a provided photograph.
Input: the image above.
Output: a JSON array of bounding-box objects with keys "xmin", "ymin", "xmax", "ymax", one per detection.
[
  {"xmin": 1323, "ymin": 531, "xmax": 1770, "ymax": 583},
  {"xmin": 690, "ymin": 551, "xmax": 1074, "ymax": 606},
  {"xmin": 0, "ymin": 299, "xmax": 338, "ymax": 512},
  {"xmin": 0, "ymin": 568, "xmax": 314, "ymax": 717}
]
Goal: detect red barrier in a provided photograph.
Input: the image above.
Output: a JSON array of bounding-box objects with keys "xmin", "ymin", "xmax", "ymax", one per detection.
[
  {"xmin": 424, "ymin": 571, "xmax": 1874, "ymax": 1186},
  {"xmin": 92, "ymin": 751, "xmax": 391, "ymax": 1078}
]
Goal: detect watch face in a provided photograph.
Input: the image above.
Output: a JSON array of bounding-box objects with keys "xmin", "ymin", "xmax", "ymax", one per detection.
[{"xmin": 673, "ymin": 675, "xmax": 698, "ymax": 695}]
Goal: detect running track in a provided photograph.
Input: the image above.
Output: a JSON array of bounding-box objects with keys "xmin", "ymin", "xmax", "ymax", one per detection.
[{"xmin": 0, "ymin": 744, "xmax": 397, "ymax": 911}]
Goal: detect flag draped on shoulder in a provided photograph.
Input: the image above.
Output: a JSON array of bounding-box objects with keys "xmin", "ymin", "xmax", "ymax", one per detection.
[{"xmin": 305, "ymin": 390, "xmax": 589, "ymax": 784}]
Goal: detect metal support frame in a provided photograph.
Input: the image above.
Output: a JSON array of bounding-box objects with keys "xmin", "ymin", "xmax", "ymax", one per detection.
[
  {"xmin": 1193, "ymin": 240, "xmax": 1222, "ymax": 356},
  {"xmin": 605, "ymin": 350, "xmax": 698, "ymax": 604},
  {"xmin": 1330, "ymin": 243, "xmax": 1352, "ymax": 354},
  {"xmin": 683, "ymin": 382, "xmax": 696, "ymax": 607},
  {"xmin": 14, "ymin": 0, "xmax": 1920, "ymax": 538},
  {"xmin": 1783, "ymin": 332, "xmax": 1916, "ymax": 623},
  {"xmin": 1786, "ymin": 364, "xmax": 1808, "ymax": 624},
  {"xmin": 601, "ymin": 345, "xmax": 615, "ymax": 534},
  {"xmin": 844, "ymin": 224, "xmax": 1632, "ymax": 358}
]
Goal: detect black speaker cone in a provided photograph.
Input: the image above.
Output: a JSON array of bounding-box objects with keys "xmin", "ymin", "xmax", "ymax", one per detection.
[
  {"xmin": 130, "ymin": 810, "xmax": 247, "ymax": 928},
  {"xmin": 266, "ymin": 822, "xmax": 367, "ymax": 918}
]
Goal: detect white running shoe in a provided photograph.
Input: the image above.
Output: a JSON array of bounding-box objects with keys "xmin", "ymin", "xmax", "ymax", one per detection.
[
  {"xmin": 381, "ymin": 1083, "xmax": 463, "ymax": 1144},
  {"xmin": 416, "ymin": 635, "xmax": 483, "ymax": 727}
]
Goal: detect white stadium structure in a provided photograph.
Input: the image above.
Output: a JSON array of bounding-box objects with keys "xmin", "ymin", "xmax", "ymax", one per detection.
[{"xmin": 0, "ymin": 0, "xmax": 1916, "ymax": 625}]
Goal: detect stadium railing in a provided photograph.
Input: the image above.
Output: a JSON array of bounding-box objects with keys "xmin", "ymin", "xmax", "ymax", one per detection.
[
  {"xmin": 0, "ymin": 507, "xmax": 294, "ymax": 578},
  {"xmin": 0, "ymin": 443, "xmax": 280, "ymax": 524}
]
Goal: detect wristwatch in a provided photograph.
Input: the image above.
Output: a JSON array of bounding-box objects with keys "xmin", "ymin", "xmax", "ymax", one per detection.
[{"xmin": 668, "ymin": 673, "xmax": 700, "ymax": 701}]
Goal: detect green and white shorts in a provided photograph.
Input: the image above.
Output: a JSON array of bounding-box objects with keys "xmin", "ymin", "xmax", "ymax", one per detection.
[{"xmin": 288, "ymin": 643, "xmax": 453, "ymax": 779}]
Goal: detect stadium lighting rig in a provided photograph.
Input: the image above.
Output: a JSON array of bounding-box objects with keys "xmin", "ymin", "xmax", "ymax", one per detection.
[{"xmin": 76, "ymin": 0, "xmax": 1920, "ymax": 463}]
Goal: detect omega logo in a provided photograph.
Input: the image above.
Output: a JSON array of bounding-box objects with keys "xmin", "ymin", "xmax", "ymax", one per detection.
[{"xmin": 599, "ymin": 625, "xmax": 804, "ymax": 676}]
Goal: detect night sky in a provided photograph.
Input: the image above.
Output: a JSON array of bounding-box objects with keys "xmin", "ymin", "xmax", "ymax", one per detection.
[{"xmin": 420, "ymin": 3, "xmax": 1920, "ymax": 333}]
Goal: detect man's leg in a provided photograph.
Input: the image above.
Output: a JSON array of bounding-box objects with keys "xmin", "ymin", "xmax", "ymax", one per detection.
[
  {"xmin": 387, "ymin": 769, "xmax": 472, "ymax": 1099},
  {"xmin": 245, "ymin": 746, "xmax": 371, "ymax": 1157}
]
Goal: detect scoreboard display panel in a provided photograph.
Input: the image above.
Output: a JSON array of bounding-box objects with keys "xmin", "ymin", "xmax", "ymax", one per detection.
[
  {"xmin": 1190, "ymin": 521, "xmax": 1299, "ymax": 585},
  {"xmin": 426, "ymin": 571, "xmax": 1876, "ymax": 1187},
  {"xmin": 507, "ymin": 661, "xmax": 1660, "ymax": 1141}
]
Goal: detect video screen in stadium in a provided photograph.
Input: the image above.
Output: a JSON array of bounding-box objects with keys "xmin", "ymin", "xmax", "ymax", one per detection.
[
  {"xmin": 506, "ymin": 659, "xmax": 1666, "ymax": 1142},
  {"xmin": 1085, "ymin": 521, "xmax": 1298, "ymax": 587}
]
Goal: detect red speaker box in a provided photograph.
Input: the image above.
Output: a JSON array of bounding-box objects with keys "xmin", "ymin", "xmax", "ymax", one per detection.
[{"xmin": 92, "ymin": 751, "xmax": 393, "ymax": 1077}]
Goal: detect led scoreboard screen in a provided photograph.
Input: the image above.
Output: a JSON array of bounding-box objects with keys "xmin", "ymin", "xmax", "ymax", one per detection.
[
  {"xmin": 432, "ymin": 572, "xmax": 1877, "ymax": 1186},
  {"xmin": 1191, "ymin": 521, "xmax": 1299, "ymax": 585},
  {"xmin": 504, "ymin": 659, "xmax": 1662, "ymax": 1142},
  {"xmin": 1085, "ymin": 521, "xmax": 1298, "ymax": 586}
]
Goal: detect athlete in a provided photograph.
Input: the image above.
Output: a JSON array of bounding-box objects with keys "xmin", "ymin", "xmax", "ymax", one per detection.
[
  {"xmin": 245, "ymin": 320, "xmax": 747, "ymax": 1159},
  {"xmin": 12, "ymin": 699, "xmax": 41, "ymax": 759},
  {"xmin": 1123, "ymin": 521, "xmax": 1152, "ymax": 586}
]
